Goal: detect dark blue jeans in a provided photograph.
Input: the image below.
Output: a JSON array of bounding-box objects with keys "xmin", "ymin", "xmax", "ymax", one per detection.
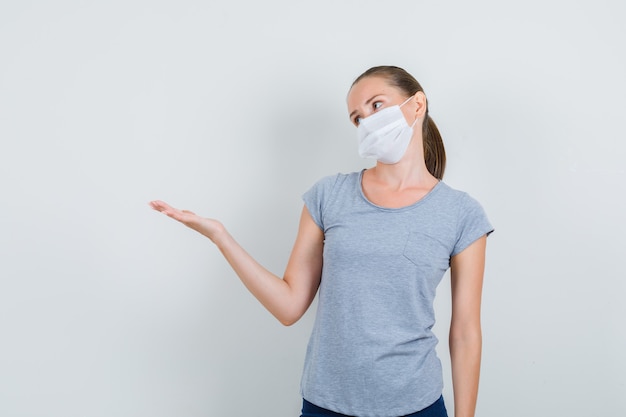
[{"xmin": 300, "ymin": 395, "xmax": 448, "ymax": 417}]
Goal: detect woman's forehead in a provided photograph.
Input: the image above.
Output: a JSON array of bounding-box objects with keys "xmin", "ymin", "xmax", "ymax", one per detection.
[{"xmin": 347, "ymin": 76, "xmax": 400, "ymax": 105}]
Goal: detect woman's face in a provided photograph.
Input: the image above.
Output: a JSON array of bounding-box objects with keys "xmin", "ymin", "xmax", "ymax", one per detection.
[{"xmin": 347, "ymin": 76, "xmax": 415, "ymax": 127}]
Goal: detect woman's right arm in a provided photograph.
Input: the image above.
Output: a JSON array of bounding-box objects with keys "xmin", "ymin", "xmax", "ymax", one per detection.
[{"xmin": 150, "ymin": 201, "xmax": 324, "ymax": 326}]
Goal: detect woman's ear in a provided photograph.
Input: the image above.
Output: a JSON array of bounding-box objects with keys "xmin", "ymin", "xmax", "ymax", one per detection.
[{"xmin": 413, "ymin": 91, "xmax": 428, "ymax": 118}]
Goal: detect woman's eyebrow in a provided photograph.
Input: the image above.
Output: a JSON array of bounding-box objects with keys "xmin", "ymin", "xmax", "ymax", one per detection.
[{"xmin": 349, "ymin": 94, "xmax": 384, "ymax": 119}]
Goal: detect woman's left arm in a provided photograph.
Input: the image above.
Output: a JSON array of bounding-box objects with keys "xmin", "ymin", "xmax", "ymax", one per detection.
[{"xmin": 449, "ymin": 235, "xmax": 488, "ymax": 417}]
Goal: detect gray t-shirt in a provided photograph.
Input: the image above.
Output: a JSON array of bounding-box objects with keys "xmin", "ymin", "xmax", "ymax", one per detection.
[{"xmin": 301, "ymin": 170, "xmax": 493, "ymax": 417}]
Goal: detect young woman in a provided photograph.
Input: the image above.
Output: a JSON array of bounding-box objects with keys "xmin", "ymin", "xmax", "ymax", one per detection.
[{"xmin": 150, "ymin": 66, "xmax": 493, "ymax": 417}]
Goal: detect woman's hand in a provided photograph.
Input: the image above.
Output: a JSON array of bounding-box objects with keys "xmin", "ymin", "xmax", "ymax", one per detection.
[
  {"xmin": 149, "ymin": 200, "xmax": 225, "ymax": 242},
  {"xmin": 149, "ymin": 201, "xmax": 323, "ymax": 325}
]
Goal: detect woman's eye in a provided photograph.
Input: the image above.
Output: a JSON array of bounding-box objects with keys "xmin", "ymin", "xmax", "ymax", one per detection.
[{"xmin": 353, "ymin": 101, "xmax": 383, "ymax": 125}]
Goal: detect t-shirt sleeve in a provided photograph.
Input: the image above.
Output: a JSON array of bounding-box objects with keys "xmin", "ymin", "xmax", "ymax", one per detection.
[
  {"xmin": 451, "ymin": 193, "xmax": 494, "ymax": 257},
  {"xmin": 302, "ymin": 174, "xmax": 339, "ymax": 231}
]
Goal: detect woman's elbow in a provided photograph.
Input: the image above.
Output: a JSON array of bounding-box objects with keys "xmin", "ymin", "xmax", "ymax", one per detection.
[
  {"xmin": 278, "ymin": 314, "xmax": 302, "ymax": 327},
  {"xmin": 276, "ymin": 306, "xmax": 306, "ymax": 327},
  {"xmin": 449, "ymin": 320, "xmax": 482, "ymax": 345}
]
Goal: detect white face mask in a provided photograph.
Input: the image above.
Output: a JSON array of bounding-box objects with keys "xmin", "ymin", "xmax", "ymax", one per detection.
[{"xmin": 356, "ymin": 96, "xmax": 418, "ymax": 164}]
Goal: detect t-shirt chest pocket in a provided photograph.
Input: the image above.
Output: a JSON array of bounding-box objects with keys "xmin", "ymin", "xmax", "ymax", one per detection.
[{"xmin": 402, "ymin": 230, "xmax": 451, "ymax": 273}]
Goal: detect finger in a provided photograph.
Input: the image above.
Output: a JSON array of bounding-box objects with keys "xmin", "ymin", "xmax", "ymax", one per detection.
[
  {"xmin": 150, "ymin": 201, "xmax": 197, "ymax": 224},
  {"xmin": 149, "ymin": 200, "xmax": 175, "ymax": 212}
]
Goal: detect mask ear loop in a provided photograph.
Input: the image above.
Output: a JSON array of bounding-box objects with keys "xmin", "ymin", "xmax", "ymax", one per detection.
[
  {"xmin": 399, "ymin": 96, "xmax": 413, "ymax": 107},
  {"xmin": 400, "ymin": 95, "xmax": 420, "ymax": 128}
]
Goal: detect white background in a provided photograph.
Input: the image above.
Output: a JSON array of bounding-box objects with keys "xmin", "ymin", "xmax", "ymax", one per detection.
[{"xmin": 1, "ymin": 1, "xmax": 625, "ymax": 416}]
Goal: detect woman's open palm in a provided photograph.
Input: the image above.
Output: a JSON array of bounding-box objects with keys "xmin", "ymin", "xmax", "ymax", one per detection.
[{"xmin": 149, "ymin": 200, "xmax": 224, "ymax": 241}]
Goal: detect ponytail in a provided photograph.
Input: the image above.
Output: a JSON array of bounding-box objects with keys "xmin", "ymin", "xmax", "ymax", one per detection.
[{"xmin": 423, "ymin": 114, "xmax": 446, "ymax": 180}]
